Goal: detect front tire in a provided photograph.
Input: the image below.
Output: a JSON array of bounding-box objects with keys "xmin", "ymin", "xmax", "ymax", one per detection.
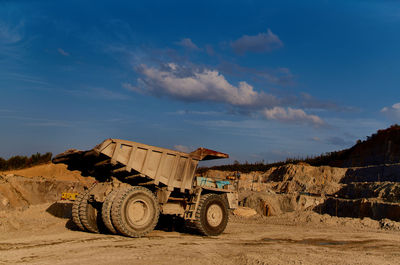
[
  {"xmin": 194, "ymin": 193, "xmax": 228, "ymax": 236},
  {"xmin": 111, "ymin": 187, "xmax": 159, "ymax": 237}
]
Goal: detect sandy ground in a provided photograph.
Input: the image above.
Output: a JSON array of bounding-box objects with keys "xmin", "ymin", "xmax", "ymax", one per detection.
[{"xmin": 1, "ymin": 204, "xmax": 400, "ymax": 265}]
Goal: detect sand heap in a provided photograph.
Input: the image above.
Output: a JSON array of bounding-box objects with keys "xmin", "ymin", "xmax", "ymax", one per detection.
[
  {"xmin": 0, "ymin": 163, "xmax": 94, "ymax": 210},
  {"xmin": 1, "ymin": 163, "xmax": 94, "ymax": 184}
]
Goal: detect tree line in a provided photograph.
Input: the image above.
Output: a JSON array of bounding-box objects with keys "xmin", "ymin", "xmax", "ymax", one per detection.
[{"xmin": 0, "ymin": 152, "xmax": 52, "ymax": 171}]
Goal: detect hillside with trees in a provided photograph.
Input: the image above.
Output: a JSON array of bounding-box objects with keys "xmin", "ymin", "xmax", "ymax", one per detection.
[{"xmin": 199, "ymin": 124, "xmax": 400, "ymax": 173}]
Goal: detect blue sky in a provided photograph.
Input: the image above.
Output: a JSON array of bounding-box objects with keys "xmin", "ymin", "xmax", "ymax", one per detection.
[{"xmin": 1, "ymin": 0, "xmax": 399, "ymax": 165}]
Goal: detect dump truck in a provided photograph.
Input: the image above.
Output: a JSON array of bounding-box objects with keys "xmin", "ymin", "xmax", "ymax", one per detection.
[{"xmin": 53, "ymin": 138, "xmax": 238, "ymax": 237}]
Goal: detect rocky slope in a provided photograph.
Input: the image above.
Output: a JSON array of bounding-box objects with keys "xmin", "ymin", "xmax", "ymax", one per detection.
[{"xmin": 203, "ymin": 162, "xmax": 400, "ymax": 221}]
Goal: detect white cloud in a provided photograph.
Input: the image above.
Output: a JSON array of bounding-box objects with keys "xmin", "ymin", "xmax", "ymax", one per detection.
[
  {"xmin": 58, "ymin": 48, "xmax": 70, "ymax": 56},
  {"xmin": 173, "ymin": 144, "xmax": 191, "ymax": 153},
  {"xmin": 134, "ymin": 63, "xmax": 278, "ymax": 107},
  {"xmin": 128, "ymin": 62, "xmax": 329, "ymax": 127},
  {"xmin": 263, "ymin": 107, "xmax": 325, "ymax": 127},
  {"xmin": 175, "ymin": 38, "xmax": 200, "ymax": 50},
  {"xmin": 381, "ymin": 102, "xmax": 400, "ymax": 119},
  {"xmin": 231, "ymin": 29, "xmax": 283, "ymax": 55}
]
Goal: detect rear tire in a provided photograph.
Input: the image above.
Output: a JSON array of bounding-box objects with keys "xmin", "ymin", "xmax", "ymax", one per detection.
[
  {"xmin": 111, "ymin": 187, "xmax": 159, "ymax": 237},
  {"xmin": 193, "ymin": 193, "xmax": 228, "ymax": 236},
  {"xmin": 79, "ymin": 191, "xmax": 101, "ymax": 233},
  {"xmin": 72, "ymin": 192, "xmax": 86, "ymax": 231},
  {"xmin": 101, "ymin": 190, "xmax": 119, "ymax": 234}
]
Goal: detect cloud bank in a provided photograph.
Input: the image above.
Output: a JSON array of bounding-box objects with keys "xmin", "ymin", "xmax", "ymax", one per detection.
[
  {"xmin": 126, "ymin": 62, "xmax": 325, "ymax": 127},
  {"xmin": 263, "ymin": 107, "xmax": 325, "ymax": 127},
  {"xmin": 134, "ymin": 63, "xmax": 277, "ymax": 107}
]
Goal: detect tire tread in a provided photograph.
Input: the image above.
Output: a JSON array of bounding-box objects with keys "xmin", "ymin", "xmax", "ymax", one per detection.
[
  {"xmin": 193, "ymin": 193, "xmax": 228, "ymax": 236},
  {"xmin": 72, "ymin": 192, "xmax": 86, "ymax": 231},
  {"xmin": 79, "ymin": 184, "xmax": 100, "ymax": 233},
  {"xmin": 101, "ymin": 190, "xmax": 118, "ymax": 234},
  {"xmin": 111, "ymin": 186, "xmax": 159, "ymax": 237}
]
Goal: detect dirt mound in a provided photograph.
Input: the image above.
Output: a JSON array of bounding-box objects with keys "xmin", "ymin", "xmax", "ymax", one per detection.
[
  {"xmin": 263, "ymin": 210, "xmax": 400, "ymax": 231},
  {"xmin": 0, "ymin": 174, "xmax": 88, "ymax": 210},
  {"xmin": 0, "ymin": 163, "xmax": 94, "ymax": 211},
  {"xmin": 265, "ymin": 164, "xmax": 347, "ymax": 194},
  {"xmin": 2, "ymin": 162, "xmax": 94, "ymax": 184},
  {"xmin": 0, "ymin": 202, "xmax": 72, "ymax": 236}
]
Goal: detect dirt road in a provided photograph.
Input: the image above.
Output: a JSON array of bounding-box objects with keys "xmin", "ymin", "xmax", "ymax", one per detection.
[{"xmin": 1, "ymin": 204, "xmax": 400, "ymax": 265}]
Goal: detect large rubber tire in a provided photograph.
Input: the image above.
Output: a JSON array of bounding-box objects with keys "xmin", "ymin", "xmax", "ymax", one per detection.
[
  {"xmin": 79, "ymin": 191, "xmax": 101, "ymax": 233},
  {"xmin": 101, "ymin": 190, "xmax": 119, "ymax": 234},
  {"xmin": 193, "ymin": 193, "xmax": 229, "ymax": 236},
  {"xmin": 111, "ymin": 187, "xmax": 159, "ymax": 237},
  {"xmin": 72, "ymin": 192, "xmax": 87, "ymax": 231}
]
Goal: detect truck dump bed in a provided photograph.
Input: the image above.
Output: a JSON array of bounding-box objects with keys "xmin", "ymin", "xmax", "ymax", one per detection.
[{"xmin": 54, "ymin": 138, "xmax": 228, "ymax": 192}]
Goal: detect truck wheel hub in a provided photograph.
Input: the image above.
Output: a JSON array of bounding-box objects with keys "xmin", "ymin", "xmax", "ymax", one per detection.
[
  {"xmin": 127, "ymin": 199, "xmax": 150, "ymax": 227},
  {"xmin": 207, "ymin": 204, "xmax": 223, "ymax": 227}
]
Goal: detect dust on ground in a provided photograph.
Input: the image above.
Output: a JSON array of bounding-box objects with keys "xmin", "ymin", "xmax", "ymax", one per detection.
[{"xmin": 1, "ymin": 203, "xmax": 400, "ymax": 265}]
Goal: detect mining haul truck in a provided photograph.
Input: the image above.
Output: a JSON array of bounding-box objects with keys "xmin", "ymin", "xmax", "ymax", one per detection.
[{"xmin": 53, "ymin": 138, "xmax": 238, "ymax": 237}]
